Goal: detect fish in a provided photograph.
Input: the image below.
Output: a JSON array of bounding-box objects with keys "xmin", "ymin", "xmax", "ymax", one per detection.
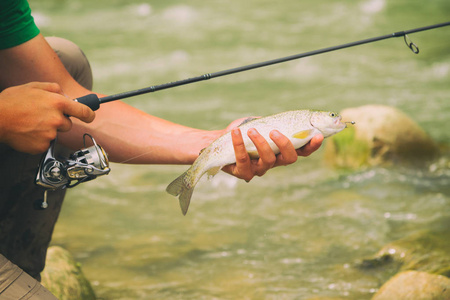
[{"xmin": 166, "ymin": 110, "xmax": 352, "ymax": 215}]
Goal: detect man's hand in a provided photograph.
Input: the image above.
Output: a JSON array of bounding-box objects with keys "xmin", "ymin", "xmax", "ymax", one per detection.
[
  {"xmin": 222, "ymin": 122, "xmax": 324, "ymax": 182},
  {"xmin": 0, "ymin": 82, "xmax": 95, "ymax": 154}
]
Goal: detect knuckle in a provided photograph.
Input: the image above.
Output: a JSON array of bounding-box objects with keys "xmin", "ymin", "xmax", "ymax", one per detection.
[
  {"xmin": 45, "ymin": 129, "xmax": 58, "ymax": 141},
  {"xmin": 255, "ymin": 170, "xmax": 267, "ymax": 177},
  {"xmin": 53, "ymin": 116, "xmax": 71, "ymax": 132},
  {"xmin": 52, "ymin": 116, "xmax": 65, "ymax": 127},
  {"xmin": 35, "ymin": 142, "xmax": 51, "ymax": 154},
  {"xmin": 282, "ymin": 152, "xmax": 298, "ymax": 164},
  {"xmin": 50, "ymin": 95, "xmax": 66, "ymax": 110},
  {"xmin": 289, "ymin": 155, "xmax": 299, "ymax": 163},
  {"xmin": 265, "ymin": 155, "xmax": 277, "ymax": 166},
  {"xmin": 280, "ymin": 157, "xmax": 297, "ymax": 166},
  {"xmin": 242, "ymin": 173, "xmax": 254, "ymax": 182},
  {"xmin": 297, "ymin": 147, "xmax": 311, "ymax": 157},
  {"xmin": 235, "ymin": 153, "xmax": 249, "ymax": 164}
]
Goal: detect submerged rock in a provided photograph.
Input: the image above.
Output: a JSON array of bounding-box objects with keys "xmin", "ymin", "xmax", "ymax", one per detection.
[
  {"xmin": 41, "ymin": 246, "xmax": 96, "ymax": 300},
  {"xmin": 359, "ymin": 219, "xmax": 450, "ymax": 299},
  {"xmin": 359, "ymin": 220, "xmax": 450, "ymax": 276},
  {"xmin": 324, "ymin": 105, "xmax": 439, "ymax": 169},
  {"xmin": 372, "ymin": 271, "xmax": 450, "ymax": 300}
]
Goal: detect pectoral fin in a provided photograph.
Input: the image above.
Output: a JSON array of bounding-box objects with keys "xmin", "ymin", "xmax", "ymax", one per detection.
[{"xmin": 292, "ymin": 129, "xmax": 312, "ymax": 140}]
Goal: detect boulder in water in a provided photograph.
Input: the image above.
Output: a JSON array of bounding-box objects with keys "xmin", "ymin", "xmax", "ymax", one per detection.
[
  {"xmin": 372, "ymin": 271, "xmax": 450, "ymax": 300},
  {"xmin": 324, "ymin": 105, "xmax": 439, "ymax": 168},
  {"xmin": 41, "ymin": 246, "xmax": 96, "ymax": 300}
]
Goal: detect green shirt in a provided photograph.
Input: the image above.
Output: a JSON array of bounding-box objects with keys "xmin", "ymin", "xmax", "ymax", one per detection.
[{"xmin": 0, "ymin": 0, "xmax": 40, "ymax": 49}]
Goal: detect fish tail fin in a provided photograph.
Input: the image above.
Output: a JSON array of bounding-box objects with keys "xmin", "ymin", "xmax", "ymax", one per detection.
[{"xmin": 166, "ymin": 170, "xmax": 195, "ymax": 215}]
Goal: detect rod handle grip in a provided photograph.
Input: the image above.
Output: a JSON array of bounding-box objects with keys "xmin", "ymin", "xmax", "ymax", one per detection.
[{"xmin": 74, "ymin": 94, "xmax": 100, "ymax": 111}]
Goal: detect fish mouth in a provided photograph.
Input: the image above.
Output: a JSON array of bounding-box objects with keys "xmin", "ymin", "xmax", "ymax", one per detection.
[{"xmin": 335, "ymin": 116, "xmax": 346, "ymax": 128}]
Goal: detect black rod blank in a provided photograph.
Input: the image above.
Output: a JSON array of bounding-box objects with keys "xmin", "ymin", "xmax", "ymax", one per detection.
[{"xmin": 91, "ymin": 22, "xmax": 450, "ymax": 106}]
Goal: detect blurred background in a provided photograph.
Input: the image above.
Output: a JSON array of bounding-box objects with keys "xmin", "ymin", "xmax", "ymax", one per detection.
[{"xmin": 31, "ymin": 0, "xmax": 449, "ymax": 299}]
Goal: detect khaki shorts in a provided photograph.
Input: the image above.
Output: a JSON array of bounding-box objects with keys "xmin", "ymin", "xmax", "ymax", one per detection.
[
  {"xmin": 0, "ymin": 37, "xmax": 93, "ymax": 299},
  {"xmin": 0, "ymin": 254, "xmax": 57, "ymax": 299}
]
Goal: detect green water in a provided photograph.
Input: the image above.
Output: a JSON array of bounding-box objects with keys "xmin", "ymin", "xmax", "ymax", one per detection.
[{"xmin": 31, "ymin": 0, "xmax": 450, "ymax": 298}]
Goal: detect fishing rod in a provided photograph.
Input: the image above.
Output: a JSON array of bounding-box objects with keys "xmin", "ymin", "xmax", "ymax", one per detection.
[
  {"xmin": 75, "ymin": 21, "xmax": 450, "ymax": 110},
  {"xmin": 34, "ymin": 21, "xmax": 450, "ymax": 203}
]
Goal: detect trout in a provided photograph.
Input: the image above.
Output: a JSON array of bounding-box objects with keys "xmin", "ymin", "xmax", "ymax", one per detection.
[{"xmin": 166, "ymin": 110, "xmax": 352, "ymax": 215}]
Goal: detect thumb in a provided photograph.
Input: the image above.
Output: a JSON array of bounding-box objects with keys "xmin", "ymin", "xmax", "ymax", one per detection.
[{"xmin": 29, "ymin": 82, "xmax": 65, "ymax": 96}]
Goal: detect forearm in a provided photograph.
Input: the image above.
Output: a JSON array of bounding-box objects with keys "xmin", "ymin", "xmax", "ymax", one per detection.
[{"xmin": 59, "ymin": 100, "xmax": 224, "ymax": 164}]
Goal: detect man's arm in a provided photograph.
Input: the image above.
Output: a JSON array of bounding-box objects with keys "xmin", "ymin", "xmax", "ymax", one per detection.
[
  {"xmin": 0, "ymin": 34, "xmax": 322, "ymax": 181},
  {"xmin": 0, "ymin": 34, "xmax": 219, "ymax": 163}
]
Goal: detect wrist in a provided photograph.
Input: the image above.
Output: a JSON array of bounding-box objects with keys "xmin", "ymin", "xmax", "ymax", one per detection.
[{"xmin": 175, "ymin": 128, "xmax": 225, "ymax": 164}]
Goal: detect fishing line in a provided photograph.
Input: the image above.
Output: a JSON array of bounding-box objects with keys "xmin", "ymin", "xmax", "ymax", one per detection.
[
  {"xmin": 75, "ymin": 21, "xmax": 450, "ymax": 110},
  {"xmin": 117, "ymin": 149, "xmax": 156, "ymax": 164}
]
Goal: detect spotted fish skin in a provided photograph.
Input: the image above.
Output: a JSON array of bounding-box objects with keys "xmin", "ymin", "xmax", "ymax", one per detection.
[{"xmin": 166, "ymin": 110, "xmax": 348, "ymax": 215}]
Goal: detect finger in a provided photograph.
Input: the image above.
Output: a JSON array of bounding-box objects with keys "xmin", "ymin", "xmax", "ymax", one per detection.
[
  {"xmin": 296, "ymin": 134, "xmax": 324, "ymax": 157},
  {"xmin": 230, "ymin": 128, "xmax": 254, "ymax": 181},
  {"xmin": 247, "ymin": 128, "xmax": 276, "ymax": 175},
  {"xmin": 57, "ymin": 116, "xmax": 73, "ymax": 132},
  {"xmin": 28, "ymin": 82, "xmax": 65, "ymax": 96},
  {"xmin": 62, "ymin": 98, "xmax": 96, "ymax": 123},
  {"xmin": 269, "ymin": 130, "xmax": 298, "ymax": 167}
]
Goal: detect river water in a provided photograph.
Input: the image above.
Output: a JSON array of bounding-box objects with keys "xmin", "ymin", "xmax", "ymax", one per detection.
[{"xmin": 32, "ymin": 0, "xmax": 450, "ymax": 299}]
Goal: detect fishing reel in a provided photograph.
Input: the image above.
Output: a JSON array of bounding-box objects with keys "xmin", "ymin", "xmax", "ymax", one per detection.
[{"xmin": 35, "ymin": 134, "xmax": 110, "ymax": 208}]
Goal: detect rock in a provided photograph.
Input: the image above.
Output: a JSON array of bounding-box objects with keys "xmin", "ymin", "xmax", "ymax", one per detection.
[
  {"xmin": 324, "ymin": 105, "xmax": 439, "ymax": 168},
  {"xmin": 41, "ymin": 246, "xmax": 96, "ymax": 300},
  {"xmin": 358, "ymin": 220, "xmax": 450, "ymax": 277},
  {"xmin": 372, "ymin": 271, "xmax": 450, "ymax": 300}
]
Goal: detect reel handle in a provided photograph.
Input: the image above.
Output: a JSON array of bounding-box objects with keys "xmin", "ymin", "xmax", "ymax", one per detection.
[{"xmin": 74, "ymin": 94, "xmax": 101, "ymax": 111}]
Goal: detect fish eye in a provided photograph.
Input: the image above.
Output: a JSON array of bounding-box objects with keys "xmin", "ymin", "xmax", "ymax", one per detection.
[{"xmin": 329, "ymin": 112, "xmax": 336, "ymax": 117}]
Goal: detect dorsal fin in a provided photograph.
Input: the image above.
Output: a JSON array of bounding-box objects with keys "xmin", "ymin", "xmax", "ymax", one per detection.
[{"xmin": 238, "ymin": 117, "xmax": 259, "ymax": 127}]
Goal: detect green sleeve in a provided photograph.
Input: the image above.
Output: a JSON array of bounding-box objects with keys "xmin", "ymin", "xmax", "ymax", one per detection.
[{"xmin": 0, "ymin": 0, "xmax": 40, "ymax": 50}]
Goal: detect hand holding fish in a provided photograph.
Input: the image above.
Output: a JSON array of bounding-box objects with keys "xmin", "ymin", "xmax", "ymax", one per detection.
[{"xmin": 221, "ymin": 126, "xmax": 324, "ymax": 182}]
